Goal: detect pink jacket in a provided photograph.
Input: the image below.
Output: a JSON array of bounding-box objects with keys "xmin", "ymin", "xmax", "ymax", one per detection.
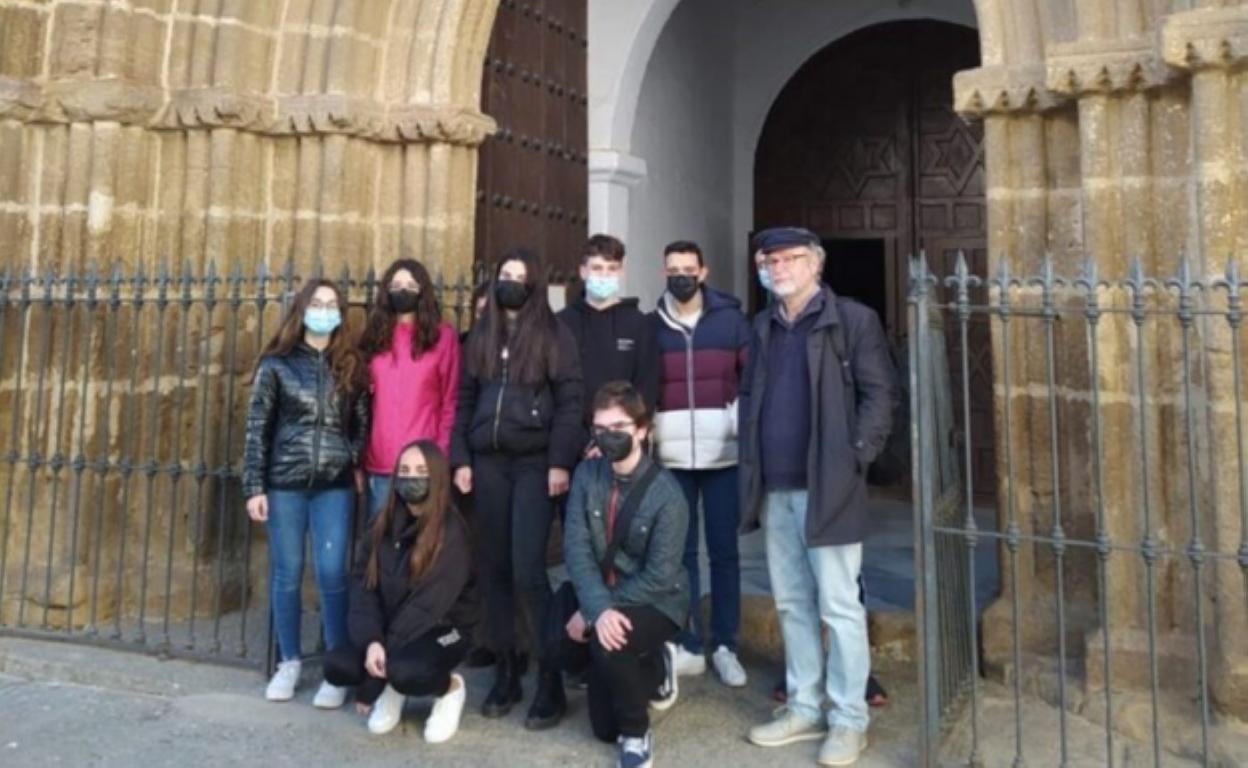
[{"xmin": 364, "ymin": 321, "xmax": 460, "ymax": 474}]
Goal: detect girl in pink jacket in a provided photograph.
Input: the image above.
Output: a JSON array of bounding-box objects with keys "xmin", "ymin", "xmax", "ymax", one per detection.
[{"xmin": 360, "ymin": 259, "xmax": 460, "ymax": 519}]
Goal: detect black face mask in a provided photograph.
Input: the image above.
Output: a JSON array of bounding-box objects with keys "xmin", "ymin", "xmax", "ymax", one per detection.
[
  {"xmin": 395, "ymin": 477, "xmax": 430, "ymax": 506},
  {"xmin": 667, "ymin": 275, "xmax": 700, "ymax": 303},
  {"xmin": 594, "ymin": 429, "xmax": 635, "ymax": 463},
  {"xmin": 388, "ymin": 289, "xmax": 420, "ymax": 314},
  {"xmin": 495, "ymin": 280, "xmax": 531, "ymax": 310}
]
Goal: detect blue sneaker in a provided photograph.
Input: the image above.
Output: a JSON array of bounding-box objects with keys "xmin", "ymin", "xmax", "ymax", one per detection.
[{"xmin": 618, "ymin": 730, "xmax": 653, "ymax": 768}]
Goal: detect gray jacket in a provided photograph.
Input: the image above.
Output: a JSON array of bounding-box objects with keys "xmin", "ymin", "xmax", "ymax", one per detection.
[
  {"xmin": 739, "ymin": 287, "xmax": 897, "ymax": 546},
  {"xmin": 563, "ymin": 454, "xmax": 689, "ymax": 627}
]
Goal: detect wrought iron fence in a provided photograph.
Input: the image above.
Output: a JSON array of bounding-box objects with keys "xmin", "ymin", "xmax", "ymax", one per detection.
[
  {"xmin": 0, "ymin": 260, "xmax": 575, "ymax": 669},
  {"xmin": 910, "ymin": 251, "xmax": 1248, "ymax": 767}
]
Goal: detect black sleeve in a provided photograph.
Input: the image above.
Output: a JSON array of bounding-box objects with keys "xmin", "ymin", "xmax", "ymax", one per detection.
[
  {"xmin": 547, "ymin": 322, "xmax": 585, "ymax": 470},
  {"xmin": 347, "ymin": 538, "xmax": 385, "ymax": 649},
  {"xmin": 737, "ymin": 325, "xmax": 761, "ymax": 529},
  {"xmin": 634, "ymin": 311, "xmax": 660, "ymax": 416},
  {"xmin": 242, "ymin": 358, "xmax": 278, "ymax": 499},
  {"xmin": 349, "ymin": 388, "xmax": 371, "ymax": 466},
  {"xmin": 849, "ymin": 307, "xmax": 898, "ymax": 468},
  {"xmin": 449, "ymin": 338, "xmax": 479, "ymax": 469},
  {"xmin": 384, "ymin": 518, "xmax": 473, "ymax": 647}
]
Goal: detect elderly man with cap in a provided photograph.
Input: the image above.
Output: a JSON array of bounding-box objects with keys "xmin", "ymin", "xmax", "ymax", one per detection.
[{"xmin": 738, "ymin": 227, "xmax": 897, "ymax": 766}]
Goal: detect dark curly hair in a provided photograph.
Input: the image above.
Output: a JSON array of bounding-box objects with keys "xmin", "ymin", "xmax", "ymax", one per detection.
[{"xmin": 360, "ymin": 258, "xmax": 443, "ymax": 359}]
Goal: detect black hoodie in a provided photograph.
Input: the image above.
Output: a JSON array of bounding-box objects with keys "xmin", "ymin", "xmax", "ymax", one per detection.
[
  {"xmin": 556, "ymin": 297, "xmax": 659, "ymax": 429},
  {"xmin": 347, "ymin": 508, "xmax": 478, "ymax": 650}
]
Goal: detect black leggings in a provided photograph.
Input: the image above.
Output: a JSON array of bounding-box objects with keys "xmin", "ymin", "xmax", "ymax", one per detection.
[
  {"xmin": 473, "ymin": 452, "xmax": 554, "ymax": 654},
  {"xmin": 323, "ymin": 626, "xmax": 469, "ymax": 705},
  {"xmin": 560, "ymin": 604, "xmax": 678, "ymax": 741}
]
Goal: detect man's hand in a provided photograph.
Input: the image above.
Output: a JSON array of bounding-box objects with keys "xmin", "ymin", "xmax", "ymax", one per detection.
[
  {"xmin": 548, "ymin": 467, "xmax": 570, "ymax": 497},
  {"xmin": 594, "ymin": 608, "xmax": 632, "ymax": 652},
  {"xmin": 365, "ymin": 642, "xmax": 387, "ymax": 678}
]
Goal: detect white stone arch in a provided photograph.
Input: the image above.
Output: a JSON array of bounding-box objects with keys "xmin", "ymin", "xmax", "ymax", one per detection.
[
  {"xmin": 587, "ymin": 0, "xmax": 984, "ymax": 304},
  {"xmin": 729, "ymin": 1, "xmax": 980, "ymax": 295}
]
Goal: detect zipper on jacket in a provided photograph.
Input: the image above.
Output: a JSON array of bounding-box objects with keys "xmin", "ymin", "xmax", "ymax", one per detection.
[
  {"xmin": 683, "ymin": 326, "xmax": 697, "ymax": 467},
  {"xmin": 309, "ymin": 349, "xmax": 325, "ymax": 487},
  {"xmin": 491, "ymin": 346, "xmax": 510, "ymax": 451}
]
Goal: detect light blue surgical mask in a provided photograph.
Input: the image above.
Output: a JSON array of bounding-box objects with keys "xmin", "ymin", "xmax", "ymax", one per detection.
[
  {"xmin": 757, "ymin": 267, "xmax": 774, "ymax": 293},
  {"xmin": 303, "ymin": 308, "xmax": 342, "ymax": 336},
  {"xmin": 585, "ymin": 274, "xmax": 621, "ymax": 302}
]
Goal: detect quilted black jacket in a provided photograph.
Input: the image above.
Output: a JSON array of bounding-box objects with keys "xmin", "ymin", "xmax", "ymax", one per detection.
[{"xmin": 242, "ymin": 343, "xmax": 370, "ymax": 498}]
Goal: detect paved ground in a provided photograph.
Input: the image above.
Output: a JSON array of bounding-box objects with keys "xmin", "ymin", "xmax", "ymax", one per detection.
[{"xmin": 0, "ymin": 637, "xmax": 921, "ymax": 768}]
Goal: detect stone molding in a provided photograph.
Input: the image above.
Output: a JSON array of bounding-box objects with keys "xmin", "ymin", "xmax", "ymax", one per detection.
[
  {"xmin": 1161, "ymin": 6, "xmax": 1248, "ymax": 71},
  {"xmin": 0, "ymin": 76, "xmax": 497, "ymax": 147},
  {"xmin": 588, "ymin": 148, "xmax": 648, "ymax": 187},
  {"xmin": 1045, "ymin": 36, "xmax": 1174, "ymax": 97},
  {"xmin": 955, "ymin": 8, "xmax": 1248, "ymax": 118},
  {"xmin": 953, "ymin": 65, "xmax": 1061, "ymax": 118}
]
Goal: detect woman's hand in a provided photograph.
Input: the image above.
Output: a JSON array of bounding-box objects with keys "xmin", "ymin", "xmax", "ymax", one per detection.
[
  {"xmin": 548, "ymin": 467, "xmax": 570, "ymax": 497},
  {"xmin": 454, "ymin": 466, "xmax": 473, "ymax": 495},
  {"xmin": 245, "ymin": 494, "xmax": 268, "ymax": 522},
  {"xmin": 365, "ymin": 642, "xmax": 386, "ymax": 678},
  {"xmin": 594, "ymin": 608, "xmax": 632, "ymax": 652},
  {"xmin": 565, "ymin": 611, "xmax": 589, "ymax": 643}
]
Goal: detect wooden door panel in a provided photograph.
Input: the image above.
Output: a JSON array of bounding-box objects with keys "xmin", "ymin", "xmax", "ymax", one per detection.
[{"xmin": 476, "ymin": 0, "xmax": 588, "ymax": 279}]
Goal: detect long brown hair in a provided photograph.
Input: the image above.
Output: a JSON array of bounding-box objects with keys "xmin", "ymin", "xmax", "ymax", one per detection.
[
  {"xmin": 258, "ymin": 279, "xmax": 366, "ymax": 397},
  {"xmin": 359, "ymin": 258, "xmax": 443, "ymax": 359},
  {"xmin": 365, "ymin": 439, "xmax": 455, "ymax": 588},
  {"xmin": 464, "ymin": 248, "xmax": 560, "ymax": 385}
]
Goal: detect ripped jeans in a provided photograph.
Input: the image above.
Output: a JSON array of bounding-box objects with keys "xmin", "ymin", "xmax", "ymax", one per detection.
[{"xmin": 265, "ymin": 487, "xmax": 353, "ymax": 661}]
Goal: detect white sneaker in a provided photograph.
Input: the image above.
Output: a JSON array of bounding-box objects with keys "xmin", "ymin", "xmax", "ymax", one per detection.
[
  {"xmin": 673, "ymin": 645, "xmax": 706, "ymax": 677},
  {"xmin": 424, "ymin": 673, "xmax": 466, "ymax": 744},
  {"xmin": 712, "ymin": 646, "xmax": 747, "ymax": 687},
  {"xmin": 818, "ymin": 725, "xmax": 868, "ymax": 766},
  {"xmin": 264, "ymin": 659, "xmax": 301, "ymax": 701},
  {"xmin": 312, "ymin": 680, "xmax": 347, "ymax": 709},
  {"xmin": 649, "ymin": 642, "xmax": 679, "ymax": 712},
  {"xmin": 367, "ymin": 684, "xmax": 405, "ymax": 735},
  {"xmin": 748, "ymin": 707, "xmax": 827, "ymax": 747}
]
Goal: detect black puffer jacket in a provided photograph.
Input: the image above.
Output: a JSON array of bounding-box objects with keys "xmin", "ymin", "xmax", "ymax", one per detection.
[
  {"xmin": 348, "ymin": 509, "xmax": 478, "ymax": 650},
  {"xmin": 450, "ymin": 322, "xmax": 583, "ymax": 470},
  {"xmin": 242, "ymin": 343, "xmax": 370, "ymax": 498}
]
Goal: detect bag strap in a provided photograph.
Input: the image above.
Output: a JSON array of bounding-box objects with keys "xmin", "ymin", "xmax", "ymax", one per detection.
[{"xmin": 599, "ymin": 461, "xmax": 662, "ymax": 583}]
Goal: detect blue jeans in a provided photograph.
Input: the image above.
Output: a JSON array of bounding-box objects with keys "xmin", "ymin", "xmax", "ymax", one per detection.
[
  {"xmin": 366, "ymin": 474, "xmax": 391, "ymax": 522},
  {"xmin": 672, "ymin": 467, "xmax": 740, "ymax": 653},
  {"xmin": 764, "ymin": 490, "xmax": 869, "ymax": 731},
  {"xmin": 266, "ymin": 487, "xmax": 353, "ymax": 661}
]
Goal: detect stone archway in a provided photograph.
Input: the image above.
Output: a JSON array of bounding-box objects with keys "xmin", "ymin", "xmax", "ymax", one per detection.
[
  {"xmin": 0, "ymin": 0, "xmax": 500, "ymax": 278},
  {"xmin": 0, "ymin": 0, "xmax": 500, "ymax": 642}
]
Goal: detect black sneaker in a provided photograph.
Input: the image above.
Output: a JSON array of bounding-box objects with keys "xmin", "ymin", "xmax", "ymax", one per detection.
[
  {"xmin": 617, "ymin": 731, "xmax": 653, "ymax": 768},
  {"xmin": 648, "ymin": 642, "xmax": 678, "ymax": 711}
]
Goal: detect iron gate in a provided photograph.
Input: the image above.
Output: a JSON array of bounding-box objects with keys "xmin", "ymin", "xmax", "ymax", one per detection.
[
  {"xmin": 0, "ymin": 261, "xmax": 576, "ymax": 671},
  {"xmin": 910, "ymin": 251, "xmax": 1248, "ymax": 767}
]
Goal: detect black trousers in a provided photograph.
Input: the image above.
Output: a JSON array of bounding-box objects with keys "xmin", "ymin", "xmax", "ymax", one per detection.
[
  {"xmin": 323, "ymin": 626, "xmax": 469, "ymax": 705},
  {"xmin": 560, "ymin": 604, "xmax": 679, "ymax": 741},
  {"xmin": 473, "ymin": 451, "xmax": 554, "ymax": 654}
]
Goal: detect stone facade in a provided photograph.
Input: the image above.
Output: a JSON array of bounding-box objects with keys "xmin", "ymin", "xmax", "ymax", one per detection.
[
  {"xmin": 0, "ymin": 0, "xmax": 498, "ymax": 630},
  {"xmin": 955, "ymin": 1, "xmax": 1248, "ymax": 719}
]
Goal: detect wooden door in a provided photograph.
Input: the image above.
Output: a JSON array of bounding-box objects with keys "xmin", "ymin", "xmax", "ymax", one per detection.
[
  {"xmin": 755, "ymin": 21, "xmax": 993, "ymax": 498},
  {"xmin": 475, "ymin": 0, "xmax": 588, "ymax": 279}
]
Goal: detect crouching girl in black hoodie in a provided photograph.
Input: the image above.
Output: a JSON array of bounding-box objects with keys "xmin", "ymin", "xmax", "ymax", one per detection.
[{"xmin": 323, "ymin": 439, "xmax": 477, "ymax": 742}]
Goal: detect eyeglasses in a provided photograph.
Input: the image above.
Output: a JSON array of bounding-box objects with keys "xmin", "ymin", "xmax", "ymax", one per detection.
[
  {"xmin": 308, "ymin": 300, "xmax": 340, "ymax": 310},
  {"xmin": 763, "ymin": 252, "xmax": 810, "ymax": 270}
]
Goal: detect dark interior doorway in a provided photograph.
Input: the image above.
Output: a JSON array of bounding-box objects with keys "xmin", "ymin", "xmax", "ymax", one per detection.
[{"xmin": 822, "ymin": 239, "xmax": 887, "ymax": 325}]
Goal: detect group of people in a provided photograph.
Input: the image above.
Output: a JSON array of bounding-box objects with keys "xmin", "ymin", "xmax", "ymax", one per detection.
[{"xmin": 241, "ymin": 227, "xmax": 897, "ymax": 768}]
